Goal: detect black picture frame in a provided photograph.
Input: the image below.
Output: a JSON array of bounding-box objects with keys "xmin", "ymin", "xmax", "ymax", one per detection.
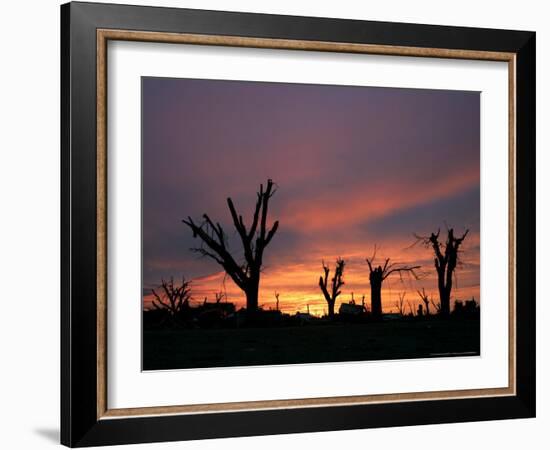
[{"xmin": 61, "ymin": 1, "xmax": 535, "ymax": 447}]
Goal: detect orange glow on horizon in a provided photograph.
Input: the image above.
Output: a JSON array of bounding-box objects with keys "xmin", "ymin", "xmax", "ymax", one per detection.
[{"xmin": 143, "ymin": 232, "xmax": 480, "ymax": 317}]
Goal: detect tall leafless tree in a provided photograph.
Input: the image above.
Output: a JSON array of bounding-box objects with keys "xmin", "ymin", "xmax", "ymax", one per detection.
[
  {"xmin": 366, "ymin": 248, "xmax": 420, "ymax": 319},
  {"xmin": 318, "ymin": 258, "xmax": 345, "ymax": 318},
  {"xmin": 151, "ymin": 276, "xmax": 192, "ymax": 323},
  {"xmin": 183, "ymin": 179, "xmax": 279, "ymax": 312},
  {"xmin": 415, "ymin": 228, "xmax": 469, "ymax": 316}
]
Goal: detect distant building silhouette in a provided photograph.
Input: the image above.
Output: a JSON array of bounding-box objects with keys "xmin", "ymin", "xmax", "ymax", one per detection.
[{"xmin": 339, "ymin": 302, "xmax": 366, "ymax": 316}]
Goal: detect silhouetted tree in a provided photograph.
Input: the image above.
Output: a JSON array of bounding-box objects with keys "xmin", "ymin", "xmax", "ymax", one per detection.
[
  {"xmin": 417, "ymin": 288, "xmax": 431, "ymax": 316},
  {"xmin": 151, "ymin": 276, "xmax": 192, "ymax": 325},
  {"xmin": 318, "ymin": 258, "xmax": 345, "ymax": 318},
  {"xmin": 183, "ymin": 179, "xmax": 279, "ymax": 312},
  {"xmin": 366, "ymin": 249, "xmax": 420, "ymax": 319},
  {"xmin": 416, "ymin": 228, "xmax": 469, "ymax": 317},
  {"xmin": 361, "ymin": 294, "xmax": 368, "ymax": 313},
  {"xmin": 407, "ymin": 299, "xmax": 415, "ymax": 316},
  {"xmin": 214, "ymin": 292, "xmax": 224, "ymax": 304},
  {"xmin": 395, "ymin": 292, "xmax": 406, "ymax": 316}
]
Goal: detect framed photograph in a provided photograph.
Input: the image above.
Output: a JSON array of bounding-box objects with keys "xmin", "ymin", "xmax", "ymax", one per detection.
[{"xmin": 61, "ymin": 1, "xmax": 535, "ymax": 447}]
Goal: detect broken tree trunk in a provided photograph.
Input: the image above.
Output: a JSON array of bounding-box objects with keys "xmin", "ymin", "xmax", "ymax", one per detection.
[
  {"xmin": 319, "ymin": 258, "xmax": 345, "ymax": 319},
  {"xmin": 366, "ymin": 251, "xmax": 420, "ymax": 320},
  {"xmin": 427, "ymin": 228, "xmax": 469, "ymax": 317}
]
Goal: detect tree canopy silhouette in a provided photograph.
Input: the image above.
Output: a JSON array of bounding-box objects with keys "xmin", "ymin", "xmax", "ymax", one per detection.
[
  {"xmin": 366, "ymin": 248, "xmax": 420, "ymax": 319},
  {"xmin": 182, "ymin": 179, "xmax": 279, "ymax": 312},
  {"xmin": 318, "ymin": 258, "xmax": 345, "ymax": 318},
  {"xmin": 415, "ymin": 227, "xmax": 469, "ymax": 316}
]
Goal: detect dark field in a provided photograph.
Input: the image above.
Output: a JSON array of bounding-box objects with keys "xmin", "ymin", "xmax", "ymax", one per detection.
[{"xmin": 142, "ymin": 318, "xmax": 480, "ymax": 370}]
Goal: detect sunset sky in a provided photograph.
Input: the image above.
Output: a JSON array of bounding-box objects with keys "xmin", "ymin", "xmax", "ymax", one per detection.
[{"xmin": 142, "ymin": 77, "xmax": 480, "ymax": 316}]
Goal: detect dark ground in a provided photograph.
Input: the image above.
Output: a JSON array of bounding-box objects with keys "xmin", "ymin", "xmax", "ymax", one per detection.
[{"xmin": 142, "ymin": 318, "xmax": 480, "ymax": 370}]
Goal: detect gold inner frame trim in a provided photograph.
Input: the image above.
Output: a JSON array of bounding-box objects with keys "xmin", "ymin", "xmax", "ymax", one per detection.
[{"xmin": 96, "ymin": 28, "xmax": 517, "ymax": 420}]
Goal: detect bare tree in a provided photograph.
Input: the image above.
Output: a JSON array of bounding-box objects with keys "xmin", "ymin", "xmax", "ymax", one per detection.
[
  {"xmin": 360, "ymin": 294, "xmax": 368, "ymax": 313},
  {"xmin": 318, "ymin": 258, "xmax": 345, "ymax": 318},
  {"xmin": 151, "ymin": 276, "xmax": 192, "ymax": 324},
  {"xmin": 395, "ymin": 292, "xmax": 406, "ymax": 316},
  {"xmin": 415, "ymin": 228, "xmax": 469, "ymax": 316},
  {"xmin": 417, "ymin": 288, "xmax": 431, "ymax": 316},
  {"xmin": 274, "ymin": 291, "xmax": 280, "ymax": 311},
  {"xmin": 407, "ymin": 299, "xmax": 415, "ymax": 316},
  {"xmin": 366, "ymin": 248, "xmax": 420, "ymax": 319},
  {"xmin": 183, "ymin": 179, "xmax": 279, "ymax": 312}
]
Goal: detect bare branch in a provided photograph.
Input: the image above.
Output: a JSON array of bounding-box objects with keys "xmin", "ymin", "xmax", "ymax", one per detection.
[
  {"xmin": 383, "ymin": 265, "xmax": 421, "ymax": 280},
  {"xmin": 264, "ymin": 220, "xmax": 279, "ymax": 247}
]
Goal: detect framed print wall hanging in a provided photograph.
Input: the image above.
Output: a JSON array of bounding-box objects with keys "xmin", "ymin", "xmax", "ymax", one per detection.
[{"xmin": 60, "ymin": 2, "xmax": 536, "ymax": 447}]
